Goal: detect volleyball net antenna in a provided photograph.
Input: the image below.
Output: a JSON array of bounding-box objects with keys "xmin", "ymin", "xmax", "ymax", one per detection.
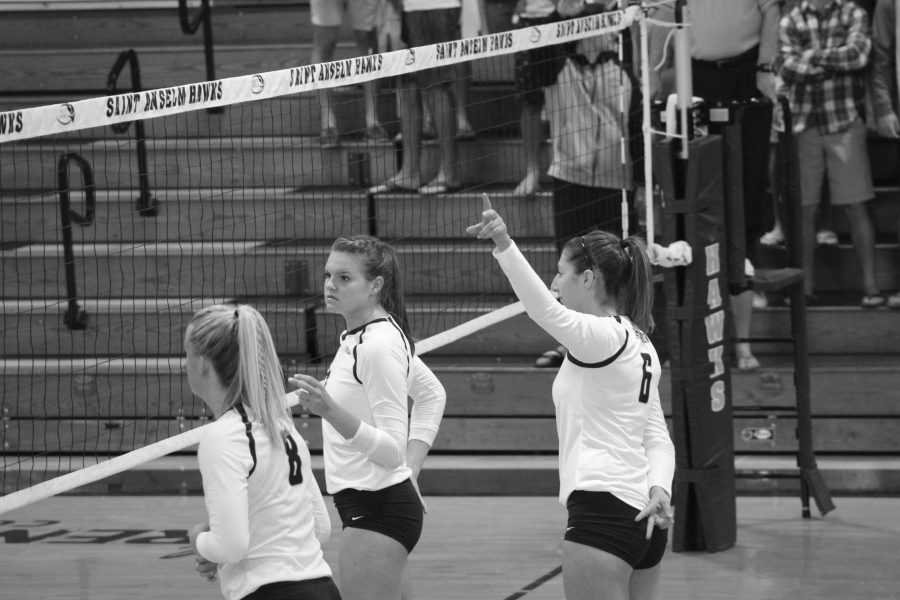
[{"xmin": 0, "ymin": 2, "xmax": 687, "ymax": 514}]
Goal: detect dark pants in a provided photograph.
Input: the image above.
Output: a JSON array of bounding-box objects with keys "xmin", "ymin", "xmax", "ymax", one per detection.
[
  {"xmin": 692, "ymin": 48, "xmax": 773, "ymax": 264},
  {"xmin": 552, "ymin": 179, "xmax": 634, "ymax": 253}
]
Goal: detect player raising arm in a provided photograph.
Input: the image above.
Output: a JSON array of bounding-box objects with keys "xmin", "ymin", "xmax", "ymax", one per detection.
[{"xmin": 467, "ymin": 195, "xmax": 675, "ymax": 600}]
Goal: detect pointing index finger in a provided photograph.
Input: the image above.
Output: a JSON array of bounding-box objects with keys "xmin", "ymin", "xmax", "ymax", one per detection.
[{"xmin": 482, "ymin": 193, "xmax": 492, "ymax": 213}]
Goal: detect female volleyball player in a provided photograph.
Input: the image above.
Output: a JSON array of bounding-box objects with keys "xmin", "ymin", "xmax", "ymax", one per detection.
[
  {"xmin": 288, "ymin": 235, "xmax": 446, "ymax": 600},
  {"xmin": 467, "ymin": 196, "xmax": 676, "ymax": 600},
  {"xmin": 184, "ymin": 304, "xmax": 341, "ymax": 600}
]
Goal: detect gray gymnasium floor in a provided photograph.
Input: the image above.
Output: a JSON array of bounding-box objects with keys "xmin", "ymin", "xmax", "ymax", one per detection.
[{"xmin": 1, "ymin": 495, "xmax": 898, "ymax": 600}]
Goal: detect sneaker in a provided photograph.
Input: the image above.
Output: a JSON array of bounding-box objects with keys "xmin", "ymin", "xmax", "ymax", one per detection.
[
  {"xmin": 861, "ymin": 294, "xmax": 886, "ymax": 309},
  {"xmin": 815, "ymin": 229, "xmax": 839, "ymax": 246},
  {"xmin": 759, "ymin": 228, "xmax": 786, "ymax": 247}
]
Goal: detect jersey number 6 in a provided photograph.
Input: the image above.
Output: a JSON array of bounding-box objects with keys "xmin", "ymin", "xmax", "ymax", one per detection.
[{"xmin": 638, "ymin": 353, "xmax": 652, "ymax": 404}]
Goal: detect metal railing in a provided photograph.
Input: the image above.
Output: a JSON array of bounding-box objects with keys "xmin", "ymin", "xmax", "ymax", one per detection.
[
  {"xmin": 178, "ymin": 0, "xmax": 223, "ymax": 114},
  {"xmin": 57, "ymin": 152, "xmax": 95, "ymax": 331},
  {"xmin": 107, "ymin": 49, "xmax": 157, "ymax": 216}
]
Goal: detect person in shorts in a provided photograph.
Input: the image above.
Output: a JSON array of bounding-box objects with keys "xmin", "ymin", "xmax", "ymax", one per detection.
[
  {"xmin": 778, "ymin": 0, "xmax": 883, "ymax": 306},
  {"xmin": 511, "ymin": 0, "xmax": 569, "ymax": 199},
  {"xmin": 369, "ymin": 0, "xmax": 462, "ymax": 194},
  {"xmin": 310, "ymin": 0, "xmax": 388, "ymax": 147},
  {"xmin": 288, "ymin": 235, "xmax": 446, "ymax": 600},
  {"xmin": 468, "ymin": 195, "xmax": 676, "ymax": 600}
]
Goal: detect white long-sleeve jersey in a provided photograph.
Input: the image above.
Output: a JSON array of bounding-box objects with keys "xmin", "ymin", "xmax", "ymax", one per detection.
[
  {"xmin": 322, "ymin": 316, "xmax": 446, "ymax": 494},
  {"xmin": 494, "ymin": 242, "xmax": 675, "ymax": 510},
  {"xmin": 196, "ymin": 406, "xmax": 333, "ymax": 600}
]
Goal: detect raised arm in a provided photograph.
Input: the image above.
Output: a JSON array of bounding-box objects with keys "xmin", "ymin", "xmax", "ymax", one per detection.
[{"xmin": 467, "ymin": 194, "xmax": 626, "ymax": 361}]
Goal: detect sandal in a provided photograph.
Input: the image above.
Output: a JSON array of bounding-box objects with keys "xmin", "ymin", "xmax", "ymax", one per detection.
[
  {"xmin": 535, "ymin": 346, "xmax": 566, "ymax": 369},
  {"xmin": 861, "ymin": 294, "xmax": 886, "ymax": 309},
  {"xmin": 887, "ymin": 292, "xmax": 900, "ymax": 309},
  {"xmin": 815, "ymin": 230, "xmax": 839, "ymax": 246}
]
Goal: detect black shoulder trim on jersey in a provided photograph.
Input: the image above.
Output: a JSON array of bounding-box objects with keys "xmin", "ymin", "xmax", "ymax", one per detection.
[
  {"xmin": 385, "ymin": 315, "xmax": 412, "ymax": 376},
  {"xmin": 346, "ymin": 317, "xmax": 391, "ymax": 336},
  {"xmin": 352, "ymin": 342, "xmax": 362, "ymax": 384},
  {"xmin": 235, "ymin": 403, "xmax": 257, "ymax": 477},
  {"xmin": 351, "ymin": 316, "xmax": 411, "ymax": 382},
  {"xmin": 566, "ymin": 330, "xmax": 630, "ymax": 368}
]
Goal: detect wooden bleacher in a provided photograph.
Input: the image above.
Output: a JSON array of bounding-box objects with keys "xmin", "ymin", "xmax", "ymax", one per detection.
[{"xmin": 2, "ymin": 0, "xmax": 900, "ymax": 498}]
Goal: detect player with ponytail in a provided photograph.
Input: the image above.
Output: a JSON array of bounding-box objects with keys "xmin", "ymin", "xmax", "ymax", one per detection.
[
  {"xmin": 289, "ymin": 235, "xmax": 446, "ymax": 600},
  {"xmin": 185, "ymin": 304, "xmax": 340, "ymax": 600},
  {"xmin": 468, "ymin": 196, "xmax": 675, "ymax": 600}
]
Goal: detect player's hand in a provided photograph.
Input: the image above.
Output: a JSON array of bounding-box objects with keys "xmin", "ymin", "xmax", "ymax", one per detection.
[
  {"xmin": 756, "ymin": 71, "xmax": 778, "ymax": 102},
  {"xmin": 195, "ymin": 556, "xmax": 218, "ymax": 583},
  {"xmin": 635, "ymin": 486, "xmax": 674, "ymax": 540},
  {"xmin": 466, "ymin": 194, "xmax": 512, "ymax": 251},
  {"xmin": 876, "ymin": 113, "xmax": 900, "ymax": 139},
  {"xmin": 410, "ymin": 476, "xmax": 429, "ymax": 514},
  {"xmin": 288, "ymin": 374, "xmax": 334, "ymax": 418}
]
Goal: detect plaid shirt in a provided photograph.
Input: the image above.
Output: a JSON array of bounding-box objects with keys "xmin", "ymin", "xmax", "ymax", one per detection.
[{"xmin": 777, "ymin": 0, "xmax": 871, "ymax": 133}]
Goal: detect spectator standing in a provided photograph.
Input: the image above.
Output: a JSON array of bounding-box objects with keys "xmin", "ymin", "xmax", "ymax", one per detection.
[
  {"xmin": 510, "ymin": 0, "xmax": 566, "ymax": 199},
  {"xmin": 311, "ymin": 0, "xmax": 388, "ymax": 147},
  {"xmin": 778, "ymin": 0, "xmax": 884, "ymax": 307},
  {"xmin": 369, "ymin": 0, "xmax": 462, "ymax": 194},
  {"xmin": 535, "ymin": 1, "xmax": 643, "ymax": 368},
  {"xmin": 687, "ymin": 0, "xmax": 780, "ymax": 371},
  {"xmin": 871, "ymin": 0, "xmax": 900, "ymax": 308}
]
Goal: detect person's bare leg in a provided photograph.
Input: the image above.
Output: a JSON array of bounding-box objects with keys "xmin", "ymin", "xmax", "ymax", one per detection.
[
  {"xmin": 421, "ymin": 84, "xmax": 458, "ymax": 191},
  {"xmin": 563, "ymin": 540, "xmax": 632, "ymax": 600},
  {"xmin": 399, "ymin": 562, "xmax": 413, "ymax": 600},
  {"xmin": 514, "ymin": 102, "xmax": 544, "ymax": 198},
  {"xmin": 801, "ymin": 204, "xmax": 817, "ymax": 297},
  {"xmin": 313, "ymin": 25, "xmax": 341, "ymax": 145},
  {"xmin": 454, "ymin": 62, "xmax": 474, "ymax": 138},
  {"xmin": 843, "ymin": 202, "xmax": 880, "ymax": 297},
  {"xmin": 339, "ymin": 528, "xmax": 408, "ymax": 600},
  {"xmin": 732, "ymin": 290, "xmax": 758, "ymax": 370},
  {"xmin": 353, "ymin": 29, "xmax": 387, "ymax": 137},
  {"xmin": 629, "ymin": 565, "xmax": 662, "ymax": 600},
  {"xmin": 370, "ymin": 80, "xmax": 422, "ymax": 191}
]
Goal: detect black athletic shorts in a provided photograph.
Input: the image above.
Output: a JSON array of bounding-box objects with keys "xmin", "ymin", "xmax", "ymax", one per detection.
[
  {"xmin": 333, "ymin": 478, "xmax": 424, "ymax": 553},
  {"xmin": 242, "ymin": 577, "xmax": 342, "ymax": 600},
  {"xmin": 564, "ymin": 490, "xmax": 668, "ymax": 570}
]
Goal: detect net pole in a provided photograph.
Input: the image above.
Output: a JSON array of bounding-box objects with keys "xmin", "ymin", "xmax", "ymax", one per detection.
[
  {"xmin": 673, "ymin": 0, "xmax": 692, "ymax": 160},
  {"xmin": 0, "ymin": 301, "xmax": 526, "ymax": 515},
  {"xmin": 640, "ymin": 9, "xmax": 655, "ymax": 247}
]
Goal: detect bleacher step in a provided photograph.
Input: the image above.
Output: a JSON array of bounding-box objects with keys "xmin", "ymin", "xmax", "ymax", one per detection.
[
  {"xmin": 0, "ymin": 137, "xmax": 546, "ymax": 191},
  {"xmin": 1, "ymin": 241, "xmax": 556, "ymax": 297},
  {"xmin": 1, "ymin": 188, "xmax": 553, "ymax": 244}
]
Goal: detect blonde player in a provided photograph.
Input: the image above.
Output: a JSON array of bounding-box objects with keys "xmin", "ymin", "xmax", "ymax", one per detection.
[
  {"xmin": 289, "ymin": 234, "xmax": 446, "ymax": 600},
  {"xmin": 185, "ymin": 304, "xmax": 341, "ymax": 600},
  {"xmin": 468, "ymin": 196, "xmax": 675, "ymax": 600}
]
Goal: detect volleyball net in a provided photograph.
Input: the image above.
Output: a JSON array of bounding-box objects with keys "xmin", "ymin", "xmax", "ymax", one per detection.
[{"xmin": 0, "ymin": 3, "xmax": 681, "ymax": 512}]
